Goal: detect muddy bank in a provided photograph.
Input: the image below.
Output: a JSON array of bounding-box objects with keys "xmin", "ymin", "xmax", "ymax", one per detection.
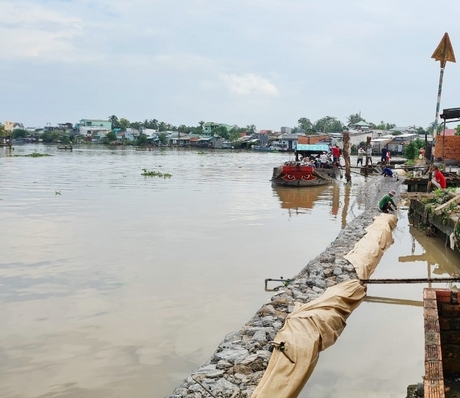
[{"xmin": 167, "ymin": 178, "xmax": 401, "ymax": 398}]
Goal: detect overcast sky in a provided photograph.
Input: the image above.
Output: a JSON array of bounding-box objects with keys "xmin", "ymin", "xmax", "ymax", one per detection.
[{"xmin": 1, "ymin": 0, "xmax": 460, "ymax": 131}]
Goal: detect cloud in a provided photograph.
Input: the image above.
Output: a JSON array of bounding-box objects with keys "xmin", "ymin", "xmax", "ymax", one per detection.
[
  {"xmin": 0, "ymin": 2, "xmax": 85, "ymax": 60},
  {"xmin": 221, "ymin": 73, "xmax": 278, "ymax": 96}
]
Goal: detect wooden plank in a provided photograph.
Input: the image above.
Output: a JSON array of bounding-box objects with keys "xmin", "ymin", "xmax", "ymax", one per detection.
[{"xmin": 434, "ymin": 195, "xmax": 460, "ymax": 215}]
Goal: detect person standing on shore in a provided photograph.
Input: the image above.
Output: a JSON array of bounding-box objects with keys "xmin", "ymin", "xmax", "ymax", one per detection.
[
  {"xmin": 379, "ymin": 190, "xmax": 397, "ymax": 213},
  {"xmin": 357, "ymin": 146, "xmax": 365, "ymax": 166},
  {"xmin": 366, "ymin": 145, "xmax": 373, "ymax": 166},
  {"xmin": 331, "ymin": 145, "xmax": 340, "ymax": 166},
  {"xmin": 385, "ymin": 149, "xmax": 391, "ymax": 165},
  {"xmin": 381, "ymin": 146, "xmax": 388, "ymax": 163}
]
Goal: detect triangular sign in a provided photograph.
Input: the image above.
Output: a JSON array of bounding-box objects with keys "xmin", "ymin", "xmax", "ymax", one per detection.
[{"xmin": 431, "ymin": 32, "xmax": 456, "ymax": 67}]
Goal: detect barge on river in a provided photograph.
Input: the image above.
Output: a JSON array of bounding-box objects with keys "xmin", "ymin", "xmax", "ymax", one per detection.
[{"xmin": 271, "ymin": 144, "xmax": 341, "ymax": 187}]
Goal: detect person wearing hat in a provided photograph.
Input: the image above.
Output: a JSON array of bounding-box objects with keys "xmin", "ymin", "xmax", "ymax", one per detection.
[{"xmin": 378, "ymin": 190, "xmax": 397, "ymax": 213}]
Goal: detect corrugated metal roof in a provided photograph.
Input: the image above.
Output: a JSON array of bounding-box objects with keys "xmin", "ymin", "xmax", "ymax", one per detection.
[{"xmin": 296, "ymin": 144, "xmax": 330, "ymax": 152}]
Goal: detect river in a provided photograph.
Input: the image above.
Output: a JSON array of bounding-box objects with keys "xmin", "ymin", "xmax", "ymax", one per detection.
[{"xmin": 0, "ymin": 145, "xmax": 459, "ymax": 398}]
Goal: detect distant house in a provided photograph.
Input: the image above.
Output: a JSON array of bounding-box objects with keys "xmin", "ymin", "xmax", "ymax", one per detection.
[
  {"xmin": 203, "ymin": 122, "xmax": 217, "ymax": 135},
  {"xmin": 438, "ymin": 128, "xmax": 456, "ymax": 136},
  {"xmin": 80, "ymin": 126, "xmax": 110, "ymax": 142},
  {"xmin": 125, "ymin": 128, "xmax": 140, "ymax": 141},
  {"xmin": 57, "ymin": 122, "xmax": 74, "ymax": 131},
  {"xmin": 352, "ymin": 121, "xmax": 371, "ymax": 130},
  {"xmin": 371, "ymin": 133, "xmax": 419, "ymax": 155},
  {"xmin": 4, "ymin": 121, "xmax": 24, "ymax": 132},
  {"xmin": 203, "ymin": 122, "xmax": 233, "ymax": 136},
  {"xmin": 164, "ymin": 131, "xmax": 190, "ymax": 146},
  {"xmin": 298, "ymin": 134, "xmax": 330, "ymax": 146},
  {"xmin": 278, "ymin": 133, "xmax": 306, "ymax": 151},
  {"xmin": 77, "ymin": 119, "xmax": 112, "ymax": 131},
  {"xmin": 78, "ymin": 120, "xmax": 111, "ymax": 142}
]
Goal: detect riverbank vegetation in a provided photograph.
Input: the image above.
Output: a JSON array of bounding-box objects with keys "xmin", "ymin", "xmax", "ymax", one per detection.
[
  {"xmin": 141, "ymin": 169, "xmax": 172, "ymax": 178},
  {"xmin": 14, "ymin": 153, "xmax": 51, "ymax": 158}
]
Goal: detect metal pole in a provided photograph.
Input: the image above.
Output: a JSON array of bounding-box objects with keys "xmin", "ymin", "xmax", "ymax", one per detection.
[
  {"xmin": 442, "ymin": 119, "xmax": 446, "ymax": 169},
  {"xmin": 360, "ymin": 277, "xmax": 460, "ymax": 284},
  {"xmin": 430, "ymin": 67, "xmax": 445, "ymax": 160}
]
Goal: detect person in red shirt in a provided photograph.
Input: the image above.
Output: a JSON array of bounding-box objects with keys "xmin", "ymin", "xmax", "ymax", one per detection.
[
  {"xmin": 428, "ymin": 165, "xmax": 446, "ymax": 192},
  {"xmin": 331, "ymin": 145, "xmax": 340, "ymax": 166}
]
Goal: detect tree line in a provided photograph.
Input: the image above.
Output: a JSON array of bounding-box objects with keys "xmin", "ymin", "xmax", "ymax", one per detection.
[{"xmin": 0, "ymin": 112, "xmax": 448, "ymax": 145}]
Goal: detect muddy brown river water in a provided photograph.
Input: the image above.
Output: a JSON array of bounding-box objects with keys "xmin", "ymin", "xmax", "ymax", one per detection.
[{"xmin": 1, "ymin": 145, "xmax": 459, "ymax": 398}]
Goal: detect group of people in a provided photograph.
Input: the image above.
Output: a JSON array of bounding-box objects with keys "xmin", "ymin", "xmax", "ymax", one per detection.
[
  {"xmin": 298, "ymin": 145, "xmax": 342, "ymax": 168},
  {"xmin": 378, "ymin": 164, "xmax": 447, "ymax": 214},
  {"xmin": 356, "ymin": 145, "xmax": 392, "ymax": 167}
]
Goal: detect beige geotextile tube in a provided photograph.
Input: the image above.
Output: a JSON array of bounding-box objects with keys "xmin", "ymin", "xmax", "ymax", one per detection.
[
  {"xmin": 251, "ymin": 279, "xmax": 366, "ymax": 398},
  {"xmin": 252, "ymin": 213, "xmax": 397, "ymax": 398}
]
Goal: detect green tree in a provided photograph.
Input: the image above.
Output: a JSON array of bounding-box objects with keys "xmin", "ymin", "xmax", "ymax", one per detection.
[
  {"xmin": 297, "ymin": 117, "xmax": 313, "ymax": 133},
  {"xmin": 456, "ymin": 125, "xmax": 460, "ymax": 136},
  {"xmin": 42, "ymin": 129, "xmax": 69, "ymax": 143},
  {"xmin": 229, "ymin": 126, "xmax": 243, "ymax": 142},
  {"xmin": 347, "ymin": 113, "xmax": 364, "ymax": 126},
  {"xmin": 404, "ymin": 139, "xmax": 425, "ymax": 160},
  {"xmin": 314, "ymin": 116, "xmax": 343, "ymax": 133},
  {"xmin": 144, "ymin": 119, "xmax": 158, "ymax": 130},
  {"xmin": 12, "ymin": 128, "xmax": 28, "ymax": 139},
  {"xmin": 416, "ymin": 127, "xmax": 426, "ymax": 136},
  {"xmin": 178, "ymin": 125, "xmax": 188, "ymax": 134},
  {"xmin": 108, "ymin": 115, "xmax": 120, "ymax": 129},
  {"xmin": 158, "ymin": 133, "xmax": 168, "ymax": 145},
  {"xmin": 426, "ymin": 122, "xmax": 442, "ymax": 135},
  {"xmin": 158, "ymin": 122, "xmax": 167, "ymax": 132},
  {"xmin": 118, "ymin": 118, "xmax": 130, "ymax": 131},
  {"xmin": 130, "ymin": 121, "xmax": 142, "ymax": 130},
  {"xmin": 136, "ymin": 133, "xmax": 148, "ymax": 146},
  {"xmin": 213, "ymin": 125, "xmax": 230, "ymax": 140},
  {"xmin": 246, "ymin": 125, "xmax": 257, "ymax": 134},
  {"xmin": 0, "ymin": 123, "xmax": 8, "ymax": 138},
  {"xmin": 104, "ymin": 131, "xmax": 117, "ymax": 143},
  {"xmin": 199, "ymin": 121, "xmax": 205, "ymax": 130}
]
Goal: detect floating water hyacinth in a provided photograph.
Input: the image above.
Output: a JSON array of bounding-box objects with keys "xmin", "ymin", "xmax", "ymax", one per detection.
[
  {"xmin": 15, "ymin": 153, "xmax": 52, "ymax": 157},
  {"xmin": 141, "ymin": 169, "xmax": 172, "ymax": 178}
]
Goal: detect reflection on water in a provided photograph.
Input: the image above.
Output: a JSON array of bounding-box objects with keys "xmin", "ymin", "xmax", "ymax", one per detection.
[
  {"xmin": 272, "ymin": 180, "xmax": 355, "ymax": 228},
  {"xmin": 272, "ymin": 184, "xmax": 329, "ymax": 214},
  {"xmin": 300, "ymin": 211, "xmax": 460, "ymax": 398},
  {"xmin": 405, "ymin": 225, "xmax": 460, "ymax": 279},
  {"xmin": 1, "ymin": 146, "xmax": 460, "ymax": 398}
]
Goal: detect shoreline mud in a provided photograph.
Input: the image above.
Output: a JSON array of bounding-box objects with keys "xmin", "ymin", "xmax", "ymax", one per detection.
[{"xmin": 167, "ymin": 178, "xmax": 401, "ymax": 398}]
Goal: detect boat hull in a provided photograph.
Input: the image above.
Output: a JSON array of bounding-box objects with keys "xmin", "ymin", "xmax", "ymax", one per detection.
[{"xmin": 271, "ymin": 163, "xmax": 337, "ymax": 187}]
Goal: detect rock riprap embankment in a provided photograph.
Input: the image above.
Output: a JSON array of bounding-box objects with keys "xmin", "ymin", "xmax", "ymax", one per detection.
[{"xmin": 168, "ymin": 179, "xmax": 401, "ymax": 398}]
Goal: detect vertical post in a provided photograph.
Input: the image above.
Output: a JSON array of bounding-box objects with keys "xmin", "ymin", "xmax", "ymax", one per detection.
[
  {"xmin": 343, "ymin": 132, "xmax": 351, "ymax": 183},
  {"xmin": 442, "ymin": 119, "xmax": 446, "ymax": 169},
  {"xmin": 430, "ymin": 67, "xmax": 445, "ymax": 160},
  {"xmin": 364, "ymin": 137, "xmax": 372, "ymax": 177}
]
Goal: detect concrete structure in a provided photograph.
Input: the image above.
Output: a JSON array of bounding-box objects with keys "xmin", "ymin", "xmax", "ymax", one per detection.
[
  {"xmin": 4, "ymin": 121, "xmax": 24, "ymax": 132},
  {"xmin": 203, "ymin": 122, "xmax": 233, "ymax": 136},
  {"xmin": 77, "ymin": 119, "xmax": 112, "ymax": 131},
  {"xmin": 79, "ymin": 127, "xmax": 110, "ymax": 142},
  {"xmin": 434, "ymin": 135, "xmax": 460, "ymax": 164}
]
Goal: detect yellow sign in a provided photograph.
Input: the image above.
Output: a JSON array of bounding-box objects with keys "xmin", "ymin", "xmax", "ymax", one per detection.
[{"xmin": 431, "ymin": 32, "xmax": 456, "ymax": 68}]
